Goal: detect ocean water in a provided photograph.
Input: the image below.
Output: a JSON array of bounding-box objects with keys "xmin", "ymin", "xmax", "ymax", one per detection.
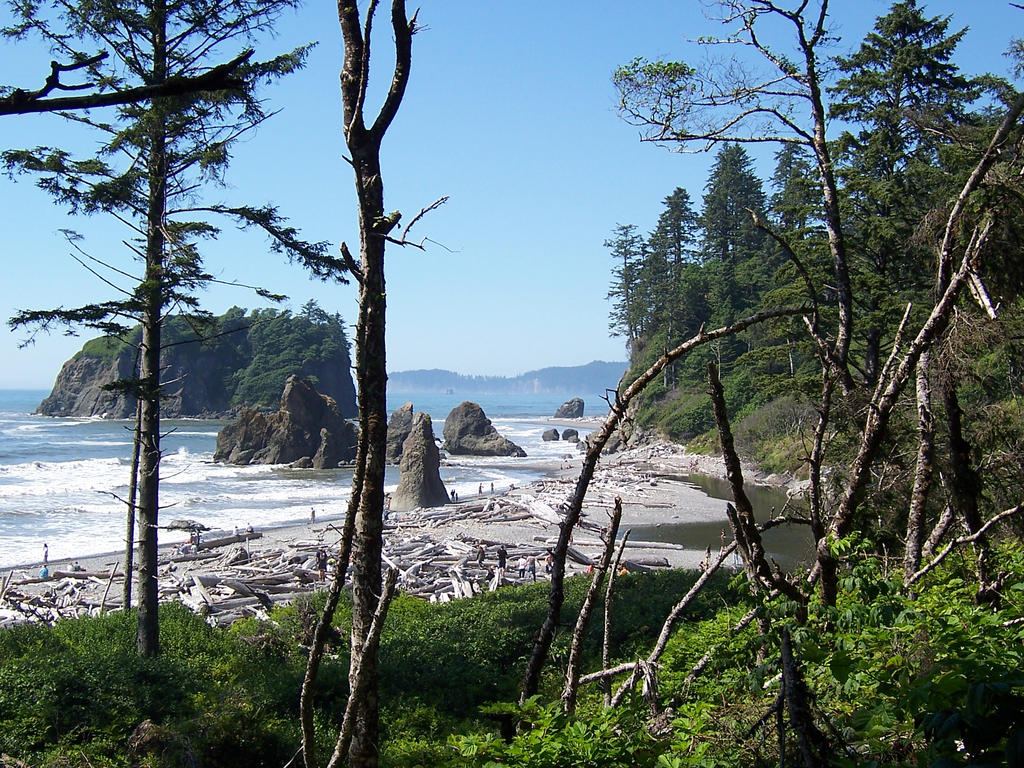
[{"xmin": 0, "ymin": 389, "xmax": 606, "ymax": 568}]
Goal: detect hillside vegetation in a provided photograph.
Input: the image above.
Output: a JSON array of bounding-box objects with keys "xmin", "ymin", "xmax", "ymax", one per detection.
[{"xmin": 1, "ymin": 557, "xmax": 1021, "ymax": 767}]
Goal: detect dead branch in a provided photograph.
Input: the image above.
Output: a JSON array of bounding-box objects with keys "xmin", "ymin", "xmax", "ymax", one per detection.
[
  {"xmin": 683, "ymin": 603, "xmax": 760, "ymax": 686},
  {"xmin": 708, "ymin": 361, "xmax": 805, "ymax": 607},
  {"xmin": 602, "ymin": 529, "xmax": 631, "ymax": 706},
  {"xmin": 907, "ymin": 503, "xmax": 1022, "ymax": 587},
  {"xmin": 561, "ymin": 497, "xmax": 624, "ymax": 714},
  {"xmin": 0, "ymin": 50, "xmax": 251, "ymax": 116},
  {"xmin": 519, "ymin": 304, "xmax": 805, "ymax": 702}
]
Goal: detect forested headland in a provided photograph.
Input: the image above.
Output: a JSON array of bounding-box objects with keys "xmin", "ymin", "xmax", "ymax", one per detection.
[{"xmin": 38, "ymin": 302, "xmax": 356, "ymax": 418}]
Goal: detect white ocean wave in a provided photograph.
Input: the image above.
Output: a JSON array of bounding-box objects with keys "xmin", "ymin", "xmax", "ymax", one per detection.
[{"xmin": 0, "ymin": 397, "xmax": 599, "ymax": 568}]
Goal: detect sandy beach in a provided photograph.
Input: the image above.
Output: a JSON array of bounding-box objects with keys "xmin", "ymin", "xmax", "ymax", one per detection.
[{"xmin": 0, "ymin": 441, "xmax": 780, "ymax": 625}]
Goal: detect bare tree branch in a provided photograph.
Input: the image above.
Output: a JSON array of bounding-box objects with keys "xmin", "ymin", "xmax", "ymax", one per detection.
[{"xmin": 0, "ymin": 49, "xmax": 252, "ymax": 116}]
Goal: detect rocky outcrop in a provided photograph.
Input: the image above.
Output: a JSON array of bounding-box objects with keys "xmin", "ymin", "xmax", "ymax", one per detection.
[
  {"xmin": 562, "ymin": 428, "xmax": 579, "ymax": 442},
  {"xmin": 39, "ymin": 343, "xmax": 255, "ymax": 419},
  {"xmin": 386, "ymin": 402, "xmax": 415, "ymax": 463},
  {"xmin": 553, "ymin": 398, "xmax": 584, "ymax": 419},
  {"xmin": 390, "ymin": 412, "xmax": 450, "ymax": 512},
  {"xmin": 442, "ymin": 401, "xmax": 526, "ymax": 457},
  {"xmin": 580, "ymin": 416, "xmax": 655, "ymax": 456},
  {"xmin": 214, "ymin": 376, "xmax": 357, "ymax": 467},
  {"xmin": 37, "ymin": 354, "xmax": 136, "ymax": 418},
  {"xmin": 542, "ymin": 428, "xmax": 560, "ymax": 442}
]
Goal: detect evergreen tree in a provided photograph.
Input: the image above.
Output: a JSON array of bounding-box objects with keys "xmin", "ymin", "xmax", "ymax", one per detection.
[
  {"xmin": 604, "ymin": 223, "xmax": 646, "ymax": 350},
  {"xmin": 769, "ymin": 143, "xmax": 822, "ymax": 236},
  {"xmin": 699, "ymin": 144, "xmax": 772, "ymax": 339},
  {"xmin": 645, "ymin": 187, "xmax": 701, "ymax": 387},
  {"xmin": 5, "ymin": 0, "xmax": 318, "ymax": 657},
  {"xmin": 648, "ymin": 187, "xmax": 700, "ymax": 268},
  {"xmin": 648, "ymin": 187, "xmax": 700, "ymax": 330},
  {"xmin": 829, "ymin": 0, "xmax": 980, "ymax": 380}
]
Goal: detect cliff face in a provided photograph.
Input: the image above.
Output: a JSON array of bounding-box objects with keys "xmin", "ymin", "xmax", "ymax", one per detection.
[
  {"xmin": 37, "ymin": 355, "xmax": 137, "ymax": 418},
  {"xmin": 38, "ymin": 346, "xmax": 250, "ymax": 418}
]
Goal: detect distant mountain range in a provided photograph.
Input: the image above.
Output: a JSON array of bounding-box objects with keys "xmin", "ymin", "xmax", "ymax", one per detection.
[{"xmin": 387, "ymin": 361, "xmax": 627, "ymax": 395}]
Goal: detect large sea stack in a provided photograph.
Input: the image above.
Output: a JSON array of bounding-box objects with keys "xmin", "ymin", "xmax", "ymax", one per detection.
[
  {"xmin": 442, "ymin": 401, "xmax": 526, "ymax": 457},
  {"xmin": 390, "ymin": 412, "xmax": 450, "ymax": 512},
  {"xmin": 214, "ymin": 376, "xmax": 357, "ymax": 467},
  {"xmin": 385, "ymin": 402, "xmax": 415, "ymax": 463}
]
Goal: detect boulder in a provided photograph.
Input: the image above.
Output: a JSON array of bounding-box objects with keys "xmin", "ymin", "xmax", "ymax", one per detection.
[
  {"xmin": 385, "ymin": 402, "xmax": 415, "ymax": 463},
  {"xmin": 542, "ymin": 428, "xmax": 560, "ymax": 441},
  {"xmin": 442, "ymin": 401, "xmax": 527, "ymax": 457},
  {"xmin": 553, "ymin": 398, "xmax": 584, "ymax": 419},
  {"xmin": 562, "ymin": 428, "xmax": 579, "ymax": 442},
  {"xmin": 214, "ymin": 376, "xmax": 357, "ymax": 467},
  {"xmin": 390, "ymin": 412, "xmax": 450, "ymax": 512}
]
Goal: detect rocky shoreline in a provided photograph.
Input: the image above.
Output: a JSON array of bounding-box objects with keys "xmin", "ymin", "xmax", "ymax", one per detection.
[{"xmin": 0, "ymin": 442, "xmax": 788, "ymax": 629}]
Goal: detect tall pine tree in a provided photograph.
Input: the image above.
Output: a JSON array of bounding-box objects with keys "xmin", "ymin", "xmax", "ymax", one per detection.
[
  {"xmin": 829, "ymin": 0, "xmax": 979, "ymax": 381},
  {"xmin": 5, "ymin": 0, "xmax": 320, "ymax": 656},
  {"xmin": 699, "ymin": 144, "xmax": 772, "ymax": 366},
  {"xmin": 605, "ymin": 223, "xmax": 646, "ymax": 351}
]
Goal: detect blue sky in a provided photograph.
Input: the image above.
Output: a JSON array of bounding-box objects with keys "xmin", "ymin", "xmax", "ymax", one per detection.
[{"xmin": 0, "ymin": 0, "xmax": 1020, "ymax": 389}]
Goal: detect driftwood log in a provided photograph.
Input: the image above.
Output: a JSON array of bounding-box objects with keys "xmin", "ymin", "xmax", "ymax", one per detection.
[{"xmin": 0, "ymin": 450, "xmax": 719, "ymax": 628}]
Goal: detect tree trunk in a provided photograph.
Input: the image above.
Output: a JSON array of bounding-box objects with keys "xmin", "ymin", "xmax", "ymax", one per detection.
[
  {"xmin": 601, "ymin": 530, "xmax": 630, "ymax": 706},
  {"xmin": 346, "ymin": 153, "xmax": 389, "ymax": 764},
  {"xmin": 122, "ymin": 397, "xmax": 142, "ymax": 609},
  {"xmin": 903, "ymin": 352, "xmax": 933, "ymax": 588},
  {"xmin": 561, "ymin": 497, "xmax": 622, "ymax": 714},
  {"xmin": 942, "ymin": 376, "xmax": 993, "ymax": 601},
  {"xmin": 329, "ymin": 4, "xmax": 414, "ymax": 766},
  {"xmin": 136, "ymin": 0, "xmax": 168, "ymax": 659}
]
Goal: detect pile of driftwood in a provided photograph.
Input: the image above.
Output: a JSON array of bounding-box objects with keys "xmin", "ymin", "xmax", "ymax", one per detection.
[{"xmin": 0, "ymin": 465, "xmax": 688, "ymax": 629}]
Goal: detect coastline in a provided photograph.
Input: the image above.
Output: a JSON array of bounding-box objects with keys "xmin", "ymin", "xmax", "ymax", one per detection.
[{"xmin": 1, "ymin": 442, "xmax": 767, "ymax": 626}]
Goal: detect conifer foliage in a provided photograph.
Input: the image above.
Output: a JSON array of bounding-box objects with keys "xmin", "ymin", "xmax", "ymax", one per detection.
[{"xmin": 4, "ymin": 0, "xmax": 322, "ymax": 657}]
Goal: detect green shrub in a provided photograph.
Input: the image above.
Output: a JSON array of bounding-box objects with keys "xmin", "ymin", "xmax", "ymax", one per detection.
[{"xmin": 451, "ymin": 696, "xmax": 665, "ymax": 768}]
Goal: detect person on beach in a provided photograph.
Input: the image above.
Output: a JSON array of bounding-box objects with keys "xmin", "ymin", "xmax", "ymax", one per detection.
[
  {"xmin": 478, "ymin": 483, "xmax": 483, "ymax": 495},
  {"xmin": 490, "ymin": 482, "xmax": 494, "ymax": 494},
  {"xmin": 43, "ymin": 542, "xmax": 48, "ymax": 565},
  {"xmin": 496, "ymin": 545, "xmax": 508, "ymax": 585},
  {"xmin": 516, "ymin": 556, "xmax": 527, "ymax": 579},
  {"xmin": 310, "ymin": 507, "xmax": 316, "ymax": 525},
  {"xmin": 476, "ymin": 543, "xmax": 486, "ymax": 566},
  {"xmin": 545, "ymin": 549, "xmax": 554, "ymax": 574},
  {"xmin": 316, "ymin": 548, "xmax": 328, "ymax": 581},
  {"xmin": 527, "ymin": 555, "xmax": 537, "ymax": 581},
  {"xmin": 39, "ymin": 564, "xmax": 49, "ymax": 579},
  {"xmin": 699, "ymin": 545, "xmax": 712, "ymax": 572}
]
